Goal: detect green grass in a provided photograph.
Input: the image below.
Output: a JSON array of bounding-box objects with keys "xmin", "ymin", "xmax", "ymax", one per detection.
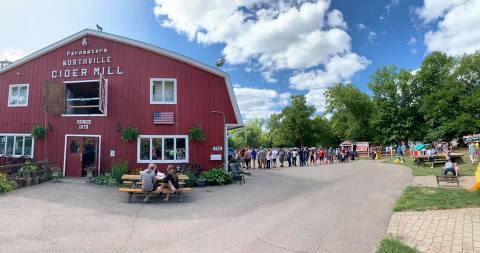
[
  {"xmin": 377, "ymin": 238, "xmax": 417, "ymax": 253},
  {"xmin": 384, "ymin": 157, "xmax": 477, "ymax": 176},
  {"xmin": 394, "ymin": 186, "xmax": 480, "ymax": 212}
]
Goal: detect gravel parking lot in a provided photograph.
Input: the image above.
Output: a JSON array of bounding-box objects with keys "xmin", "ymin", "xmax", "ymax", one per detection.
[{"xmin": 0, "ymin": 160, "xmax": 411, "ymax": 253}]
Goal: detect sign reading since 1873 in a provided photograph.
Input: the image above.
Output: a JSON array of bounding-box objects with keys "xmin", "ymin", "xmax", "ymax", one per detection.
[
  {"xmin": 77, "ymin": 119, "xmax": 92, "ymax": 130},
  {"xmin": 51, "ymin": 38, "xmax": 124, "ymax": 79}
]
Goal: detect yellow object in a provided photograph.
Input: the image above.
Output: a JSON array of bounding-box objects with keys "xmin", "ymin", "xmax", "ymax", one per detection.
[
  {"xmin": 472, "ymin": 164, "xmax": 480, "ymax": 192},
  {"xmin": 472, "ymin": 182, "xmax": 480, "ymax": 192},
  {"xmin": 476, "ymin": 164, "xmax": 480, "ymax": 183}
]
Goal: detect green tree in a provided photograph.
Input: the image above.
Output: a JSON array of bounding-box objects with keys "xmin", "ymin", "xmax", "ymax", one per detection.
[
  {"xmin": 369, "ymin": 66, "xmax": 423, "ymax": 145},
  {"xmin": 311, "ymin": 116, "xmax": 340, "ymax": 147},
  {"xmin": 325, "ymin": 83, "xmax": 375, "ymax": 141},
  {"xmin": 229, "ymin": 120, "xmax": 269, "ymax": 149}
]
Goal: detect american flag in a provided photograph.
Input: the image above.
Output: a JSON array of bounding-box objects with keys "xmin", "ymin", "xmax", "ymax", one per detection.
[{"xmin": 153, "ymin": 112, "xmax": 174, "ymax": 124}]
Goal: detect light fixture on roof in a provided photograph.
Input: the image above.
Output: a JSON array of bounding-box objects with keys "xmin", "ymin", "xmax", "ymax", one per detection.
[
  {"xmin": 216, "ymin": 57, "xmax": 225, "ymax": 68},
  {"xmin": 96, "ymin": 24, "xmax": 103, "ymax": 32},
  {"xmin": 81, "ymin": 38, "xmax": 88, "ymax": 47}
]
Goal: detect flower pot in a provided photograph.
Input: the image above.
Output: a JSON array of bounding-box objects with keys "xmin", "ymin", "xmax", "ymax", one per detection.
[
  {"xmin": 86, "ymin": 169, "xmax": 95, "ymax": 183},
  {"xmin": 25, "ymin": 177, "xmax": 32, "ymax": 187},
  {"xmin": 196, "ymin": 179, "xmax": 206, "ymax": 187}
]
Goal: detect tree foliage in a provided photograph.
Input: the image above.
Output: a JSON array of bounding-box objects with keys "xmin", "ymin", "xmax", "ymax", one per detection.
[{"xmin": 325, "ymin": 83, "xmax": 375, "ymax": 141}]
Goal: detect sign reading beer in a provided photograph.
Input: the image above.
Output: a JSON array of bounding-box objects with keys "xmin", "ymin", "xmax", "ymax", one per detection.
[{"xmin": 51, "ymin": 38, "xmax": 124, "ymax": 79}]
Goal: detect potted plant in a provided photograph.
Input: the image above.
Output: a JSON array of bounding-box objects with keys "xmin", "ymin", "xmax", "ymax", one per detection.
[
  {"xmin": 19, "ymin": 161, "xmax": 37, "ymax": 187},
  {"xmin": 31, "ymin": 125, "xmax": 46, "ymax": 139},
  {"xmin": 86, "ymin": 165, "xmax": 95, "ymax": 183},
  {"xmin": 50, "ymin": 166, "xmax": 62, "ymax": 181},
  {"xmin": 195, "ymin": 175, "xmax": 206, "ymax": 187}
]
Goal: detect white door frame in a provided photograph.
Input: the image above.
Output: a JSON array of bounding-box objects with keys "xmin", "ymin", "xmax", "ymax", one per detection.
[{"xmin": 63, "ymin": 134, "xmax": 102, "ymax": 176}]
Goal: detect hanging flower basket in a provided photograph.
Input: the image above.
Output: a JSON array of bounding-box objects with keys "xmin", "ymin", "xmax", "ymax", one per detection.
[
  {"xmin": 189, "ymin": 126, "xmax": 206, "ymax": 142},
  {"xmin": 31, "ymin": 125, "xmax": 46, "ymax": 139}
]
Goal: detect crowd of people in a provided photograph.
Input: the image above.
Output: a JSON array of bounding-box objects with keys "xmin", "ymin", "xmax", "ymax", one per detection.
[{"xmin": 233, "ymin": 147, "xmax": 357, "ymax": 169}]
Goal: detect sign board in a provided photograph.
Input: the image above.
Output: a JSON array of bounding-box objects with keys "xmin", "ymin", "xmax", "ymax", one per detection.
[
  {"xmin": 210, "ymin": 154, "xmax": 222, "ymax": 161},
  {"xmin": 110, "ymin": 150, "xmax": 115, "ymax": 157},
  {"xmin": 77, "ymin": 119, "xmax": 92, "ymax": 130},
  {"xmin": 212, "ymin": 146, "xmax": 223, "ymax": 151}
]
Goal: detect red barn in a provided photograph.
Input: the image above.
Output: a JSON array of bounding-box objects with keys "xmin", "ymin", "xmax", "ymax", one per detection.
[{"xmin": 0, "ymin": 29, "xmax": 242, "ymax": 177}]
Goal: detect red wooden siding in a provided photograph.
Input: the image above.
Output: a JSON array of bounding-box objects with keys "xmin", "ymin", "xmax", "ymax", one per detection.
[{"xmin": 0, "ymin": 34, "xmax": 238, "ymax": 173}]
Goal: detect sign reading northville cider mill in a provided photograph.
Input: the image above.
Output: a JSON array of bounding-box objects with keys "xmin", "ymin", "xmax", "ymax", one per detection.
[{"xmin": 51, "ymin": 38, "xmax": 124, "ymax": 79}]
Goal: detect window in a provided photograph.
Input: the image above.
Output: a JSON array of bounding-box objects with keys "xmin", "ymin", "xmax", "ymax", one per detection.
[
  {"xmin": 150, "ymin": 78, "xmax": 176, "ymax": 104},
  {"xmin": 137, "ymin": 135, "xmax": 188, "ymax": 163},
  {"xmin": 0, "ymin": 134, "xmax": 34, "ymax": 157},
  {"xmin": 64, "ymin": 79, "xmax": 107, "ymax": 115},
  {"xmin": 8, "ymin": 84, "xmax": 29, "ymax": 107}
]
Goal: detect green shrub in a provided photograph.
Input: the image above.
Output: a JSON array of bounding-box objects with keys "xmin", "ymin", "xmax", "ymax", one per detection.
[
  {"xmin": 111, "ymin": 160, "xmax": 129, "ymax": 183},
  {"xmin": 95, "ymin": 175, "xmax": 119, "ymax": 187},
  {"xmin": 0, "ymin": 173, "xmax": 14, "ymax": 193},
  {"xmin": 201, "ymin": 168, "xmax": 231, "ymax": 185},
  {"xmin": 121, "ymin": 127, "xmax": 139, "ymax": 142}
]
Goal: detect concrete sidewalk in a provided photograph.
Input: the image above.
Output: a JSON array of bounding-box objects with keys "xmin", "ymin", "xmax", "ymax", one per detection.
[
  {"xmin": 412, "ymin": 176, "xmax": 476, "ymax": 190},
  {"xmin": 387, "ymin": 208, "xmax": 480, "ymax": 253}
]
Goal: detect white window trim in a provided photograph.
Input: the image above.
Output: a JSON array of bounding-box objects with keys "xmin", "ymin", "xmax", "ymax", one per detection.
[
  {"xmin": 61, "ymin": 79, "xmax": 108, "ymax": 117},
  {"xmin": 8, "ymin": 84, "xmax": 29, "ymax": 107},
  {"xmin": 149, "ymin": 78, "xmax": 177, "ymax": 104},
  {"xmin": 137, "ymin": 135, "xmax": 188, "ymax": 163},
  {"xmin": 0, "ymin": 133, "xmax": 34, "ymax": 158}
]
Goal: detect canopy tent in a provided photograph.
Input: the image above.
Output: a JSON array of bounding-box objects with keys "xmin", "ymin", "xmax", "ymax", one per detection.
[{"xmin": 463, "ymin": 134, "xmax": 480, "ymax": 143}]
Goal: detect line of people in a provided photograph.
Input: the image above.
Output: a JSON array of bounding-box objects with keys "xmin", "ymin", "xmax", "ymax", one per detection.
[{"xmin": 235, "ymin": 147, "xmax": 355, "ymax": 169}]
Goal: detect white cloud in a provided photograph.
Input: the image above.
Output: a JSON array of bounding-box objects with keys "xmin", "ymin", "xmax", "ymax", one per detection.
[
  {"xmin": 154, "ymin": 0, "xmax": 366, "ymax": 84},
  {"xmin": 416, "ymin": 0, "xmax": 468, "ymax": 23},
  {"xmin": 385, "ymin": 0, "xmax": 400, "ymax": 15},
  {"xmin": 417, "ymin": 0, "xmax": 480, "ymax": 55},
  {"xmin": 407, "ymin": 36, "xmax": 416, "ymax": 45},
  {"xmin": 305, "ymin": 88, "xmax": 328, "ymax": 113},
  {"xmin": 289, "ymin": 53, "xmax": 370, "ymax": 90},
  {"xmin": 368, "ymin": 31, "xmax": 377, "ymax": 43},
  {"xmin": 0, "ymin": 49, "xmax": 25, "ymax": 62},
  {"xmin": 356, "ymin": 23, "xmax": 367, "ymax": 30},
  {"xmin": 327, "ymin": 9, "xmax": 347, "ymax": 29},
  {"xmin": 233, "ymin": 86, "xmax": 291, "ymax": 120}
]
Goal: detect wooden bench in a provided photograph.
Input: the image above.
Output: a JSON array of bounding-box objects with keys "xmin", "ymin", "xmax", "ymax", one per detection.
[{"xmin": 118, "ymin": 187, "xmax": 192, "ymax": 202}]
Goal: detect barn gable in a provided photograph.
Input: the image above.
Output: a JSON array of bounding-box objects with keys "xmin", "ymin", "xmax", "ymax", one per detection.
[{"xmin": 0, "ymin": 29, "xmax": 242, "ymax": 128}]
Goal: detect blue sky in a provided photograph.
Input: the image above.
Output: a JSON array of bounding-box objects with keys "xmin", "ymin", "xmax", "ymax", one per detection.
[{"xmin": 1, "ymin": 0, "xmax": 479, "ymax": 120}]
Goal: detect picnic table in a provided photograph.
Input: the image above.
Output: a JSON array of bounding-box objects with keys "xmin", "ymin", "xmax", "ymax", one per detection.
[
  {"xmin": 415, "ymin": 153, "xmax": 465, "ymax": 166},
  {"xmin": 119, "ymin": 174, "xmax": 191, "ymax": 202}
]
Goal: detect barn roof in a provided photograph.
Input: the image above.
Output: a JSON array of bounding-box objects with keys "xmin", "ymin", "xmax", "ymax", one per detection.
[{"xmin": 0, "ymin": 29, "xmax": 243, "ymax": 128}]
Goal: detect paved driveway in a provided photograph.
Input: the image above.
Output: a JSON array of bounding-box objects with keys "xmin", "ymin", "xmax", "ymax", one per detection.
[{"xmin": 0, "ymin": 160, "xmax": 411, "ymax": 253}]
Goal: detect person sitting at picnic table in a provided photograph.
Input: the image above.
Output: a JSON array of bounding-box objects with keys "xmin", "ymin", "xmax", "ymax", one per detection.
[
  {"xmin": 443, "ymin": 159, "xmax": 456, "ymax": 176},
  {"xmin": 162, "ymin": 165, "xmax": 180, "ymax": 202},
  {"xmin": 141, "ymin": 163, "xmax": 157, "ymax": 203}
]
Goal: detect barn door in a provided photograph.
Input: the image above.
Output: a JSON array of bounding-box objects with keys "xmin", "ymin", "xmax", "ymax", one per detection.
[
  {"xmin": 98, "ymin": 74, "xmax": 107, "ymax": 114},
  {"xmin": 65, "ymin": 137, "xmax": 83, "ymax": 177}
]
